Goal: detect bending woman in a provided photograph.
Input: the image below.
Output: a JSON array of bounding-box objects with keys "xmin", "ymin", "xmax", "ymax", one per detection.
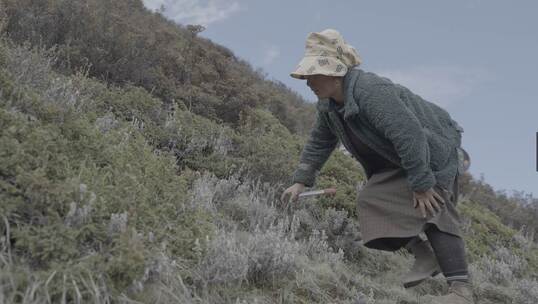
[{"xmin": 281, "ymin": 29, "xmax": 473, "ymax": 304}]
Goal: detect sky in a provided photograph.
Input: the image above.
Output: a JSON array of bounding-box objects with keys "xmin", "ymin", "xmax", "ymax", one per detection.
[{"xmin": 143, "ymin": 0, "xmax": 538, "ymax": 199}]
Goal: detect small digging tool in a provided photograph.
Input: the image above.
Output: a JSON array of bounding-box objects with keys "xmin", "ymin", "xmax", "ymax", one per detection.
[{"xmin": 298, "ymin": 188, "xmax": 337, "ymax": 199}]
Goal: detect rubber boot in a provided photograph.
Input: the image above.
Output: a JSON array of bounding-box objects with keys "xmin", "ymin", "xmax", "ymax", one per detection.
[
  {"xmin": 402, "ymin": 238, "xmax": 441, "ymax": 288},
  {"xmin": 428, "ymin": 281, "xmax": 475, "ymax": 304}
]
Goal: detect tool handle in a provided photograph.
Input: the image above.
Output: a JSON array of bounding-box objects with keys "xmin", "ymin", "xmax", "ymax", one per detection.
[{"xmin": 324, "ymin": 188, "xmax": 337, "ymax": 195}]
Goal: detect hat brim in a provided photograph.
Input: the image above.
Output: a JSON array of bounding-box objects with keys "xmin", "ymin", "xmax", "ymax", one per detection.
[{"xmin": 290, "ymin": 56, "xmax": 348, "ymax": 79}]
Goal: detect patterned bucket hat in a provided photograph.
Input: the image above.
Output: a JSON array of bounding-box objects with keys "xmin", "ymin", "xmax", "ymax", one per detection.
[{"xmin": 290, "ymin": 29, "xmax": 362, "ymax": 79}]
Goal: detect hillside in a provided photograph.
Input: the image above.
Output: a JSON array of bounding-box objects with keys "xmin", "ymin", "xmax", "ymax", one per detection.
[
  {"xmin": 1, "ymin": 1, "xmax": 538, "ymax": 303},
  {"xmin": 0, "ymin": 0, "xmax": 316, "ymax": 136}
]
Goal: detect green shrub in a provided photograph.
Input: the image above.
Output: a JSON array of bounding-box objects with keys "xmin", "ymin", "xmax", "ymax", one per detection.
[
  {"xmin": 458, "ymin": 200, "xmax": 516, "ymax": 260},
  {"xmin": 316, "ymin": 150, "xmax": 365, "ymax": 218},
  {"xmin": 0, "ymin": 40, "xmax": 215, "ymax": 299},
  {"xmin": 237, "ymin": 107, "xmax": 303, "ymax": 186}
]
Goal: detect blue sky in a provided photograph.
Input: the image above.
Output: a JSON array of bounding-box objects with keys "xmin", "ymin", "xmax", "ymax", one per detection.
[{"xmin": 143, "ymin": 0, "xmax": 538, "ymax": 198}]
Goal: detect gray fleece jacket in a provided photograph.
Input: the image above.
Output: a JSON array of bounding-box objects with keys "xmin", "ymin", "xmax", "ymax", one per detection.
[{"xmin": 291, "ymin": 67, "xmax": 464, "ymax": 193}]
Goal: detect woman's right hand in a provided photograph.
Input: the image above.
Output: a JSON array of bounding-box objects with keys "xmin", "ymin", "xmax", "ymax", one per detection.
[{"xmin": 280, "ymin": 183, "xmax": 306, "ymax": 204}]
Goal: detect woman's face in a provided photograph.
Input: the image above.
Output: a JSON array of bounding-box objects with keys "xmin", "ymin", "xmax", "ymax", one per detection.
[{"xmin": 305, "ymin": 74, "xmax": 341, "ymax": 99}]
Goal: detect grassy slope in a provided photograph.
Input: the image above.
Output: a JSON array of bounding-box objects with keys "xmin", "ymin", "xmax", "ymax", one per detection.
[{"xmin": 1, "ymin": 37, "xmax": 538, "ymax": 304}]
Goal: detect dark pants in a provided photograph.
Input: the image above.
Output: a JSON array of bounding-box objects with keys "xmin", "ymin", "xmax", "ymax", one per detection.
[{"xmin": 368, "ymin": 223, "xmax": 469, "ymax": 282}]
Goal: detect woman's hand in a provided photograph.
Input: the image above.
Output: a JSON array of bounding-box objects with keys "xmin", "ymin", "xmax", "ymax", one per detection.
[
  {"xmin": 413, "ymin": 188, "xmax": 446, "ymax": 218},
  {"xmin": 280, "ymin": 183, "xmax": 306, "ymax": 204}
]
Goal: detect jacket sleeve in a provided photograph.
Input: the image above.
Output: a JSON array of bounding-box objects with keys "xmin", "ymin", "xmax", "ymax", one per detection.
[
  {"xmin": 291, "ymin": 111, "xmax": 339, "ymax": 187},
  {"xmin": 361, "ymin": 85, "xmax": 436, "ymax": 192}
]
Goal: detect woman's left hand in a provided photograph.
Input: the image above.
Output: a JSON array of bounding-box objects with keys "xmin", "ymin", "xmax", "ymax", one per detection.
[{"xmin": 413, "ymin": 188, "xmax": 446, "ymax": 218}]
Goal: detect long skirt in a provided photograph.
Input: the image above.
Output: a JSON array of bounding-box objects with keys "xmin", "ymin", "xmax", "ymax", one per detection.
[{"xmin": 356, "ymin": 167, "xmax": 462, "ymax": 251}]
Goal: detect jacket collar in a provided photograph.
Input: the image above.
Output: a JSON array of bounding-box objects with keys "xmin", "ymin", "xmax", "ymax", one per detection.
[{"xmin": 316, "ymin": 66, "xmax": 361, "ymax": 120}]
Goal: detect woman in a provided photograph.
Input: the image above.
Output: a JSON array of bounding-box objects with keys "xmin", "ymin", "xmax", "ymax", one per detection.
[{"xmin": 281, "ymin": 29, "xmax": 473, "ymax": 304}]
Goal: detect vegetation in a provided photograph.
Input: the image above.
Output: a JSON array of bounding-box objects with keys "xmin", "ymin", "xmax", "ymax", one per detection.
[
  {"xmin": 1, "ymin": 0, "xmax": 537, "ymax": 303},
  {"xmin": 458, "ymin": 172, "xmax": 538, "ymax": 242},
  {"xmin": 1, "ymin": 0, "xmax": 316, "ymax": 136}
]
